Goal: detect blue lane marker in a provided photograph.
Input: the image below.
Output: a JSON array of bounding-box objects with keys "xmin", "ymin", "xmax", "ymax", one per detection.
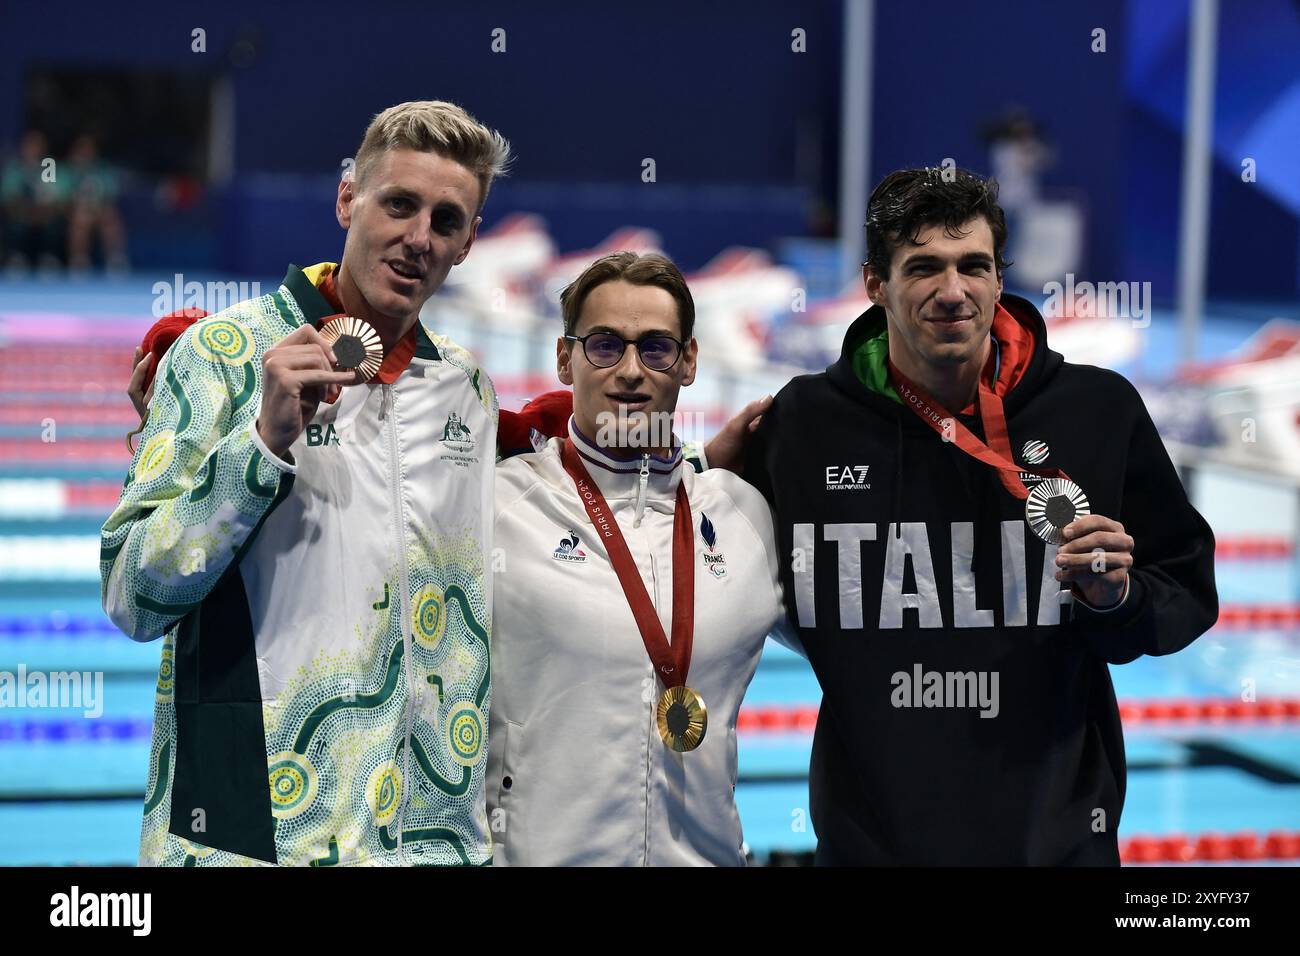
[{"xmin": 0, "ymin": 717, "xmax": 152, "ymax": 744}]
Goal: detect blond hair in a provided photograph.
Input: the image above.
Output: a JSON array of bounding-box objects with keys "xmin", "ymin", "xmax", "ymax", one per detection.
[{"xmin": 352, "ymin": 100, "xmax": 512, "ymax": 213}]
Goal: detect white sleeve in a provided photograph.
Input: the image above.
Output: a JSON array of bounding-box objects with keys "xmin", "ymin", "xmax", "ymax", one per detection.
[
  {"xmin": 769, "ymin": 590, "xmax": 807, "ymax": 658},
  {"xmin": 722, "ymin": 472, "xmax": 806, "ymax": 659}
]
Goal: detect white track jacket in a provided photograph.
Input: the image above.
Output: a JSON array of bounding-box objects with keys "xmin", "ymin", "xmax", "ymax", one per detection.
[
  {"xmin": 101, "ymin": 263, "xmax": 497, "ymax": 866},
  {"xmin": 488, "ymin": 419, "xmax": 786, "ymax": 865}
]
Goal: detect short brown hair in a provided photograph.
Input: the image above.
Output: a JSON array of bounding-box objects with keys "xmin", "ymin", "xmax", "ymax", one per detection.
[
  {"xmin": 560, "ymin": 252, "xmax": 695, "ymax": 340},
  {"xmin": 352, "ymin": 100, "xmax": 512, "ymax": 214}
]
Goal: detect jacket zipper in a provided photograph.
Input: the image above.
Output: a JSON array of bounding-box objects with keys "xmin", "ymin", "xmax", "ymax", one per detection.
[
  {"xmin": 383, "ymin": 383, "xmax": 416, "ymax": 862},
  {"xmin": 633, "ymin": 454, "xmax": 650, "ymax": 528}
]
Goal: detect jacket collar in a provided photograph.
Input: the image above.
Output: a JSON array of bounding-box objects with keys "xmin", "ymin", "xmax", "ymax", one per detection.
[
  {"xmin": 283, "ymin": 262, "xmax": 441, "ymax": 365},
  {"xmin": 566, "ymin": 416, "xmax": 684, "ymax": 500},
  {"xmin": 282, "ymin": 263, "xmax": 337, "ymax": 327},
  {"xmin": 828, "ymin": 291, "xmax": 1061, "ymax": 422}
]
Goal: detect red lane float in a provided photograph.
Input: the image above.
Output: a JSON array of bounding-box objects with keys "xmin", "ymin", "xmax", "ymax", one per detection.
[
  {"xmin": 1121, "ymin": 830, "xmax": 1300, "ymax": 863},
  {"xmin": 739, "ymin": 698, "xmax": 1300, "ymax": 733},
  {"xmin": 1215, "ymin": 604, "xmax": 1300, "ymax": 629},
  {"xmin": 1214, "ymin": 536, "xmax": 1294, "ymax": 559}
]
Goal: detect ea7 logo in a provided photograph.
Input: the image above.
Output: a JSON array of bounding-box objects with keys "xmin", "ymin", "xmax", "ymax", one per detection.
[{"xmin": 825, "ymin": 465, "xmax": 870, "ymax": 491}]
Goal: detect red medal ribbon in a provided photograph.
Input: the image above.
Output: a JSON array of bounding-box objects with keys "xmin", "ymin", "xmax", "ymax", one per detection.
[
  {"xmin": 560, "ymin": 439, "xmax": 695, "ymax": 688},
  {"xmin": 887, "ymin": 352, "xmax": 1070, "ymax": 500}
]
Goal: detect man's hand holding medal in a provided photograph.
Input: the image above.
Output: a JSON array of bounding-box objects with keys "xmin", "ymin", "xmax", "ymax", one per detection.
[
  {"xmin": 1055, "ymin": 515, "xmax": 1135, "ymax": 609},
  {"xmin": 254, "ymin": 321, "xmax": 372, "ymax": 460}
]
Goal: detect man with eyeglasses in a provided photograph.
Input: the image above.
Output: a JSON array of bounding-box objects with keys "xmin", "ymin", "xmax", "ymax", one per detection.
[
  {"xmin": 487, "ymin": 251, "xmax": 793, "ymax": 865},
  {"xmin": 126, "ymin": 250, "xmax": 793, "ymax": 866}
]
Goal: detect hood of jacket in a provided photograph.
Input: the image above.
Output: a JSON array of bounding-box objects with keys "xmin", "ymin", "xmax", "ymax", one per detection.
[{"xmin": 826, "ymin": 291, "xmax": 1064, "ymax": 421}]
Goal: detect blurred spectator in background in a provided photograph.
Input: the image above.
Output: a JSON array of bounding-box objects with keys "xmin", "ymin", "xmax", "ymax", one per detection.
[
  {"xmin": 66, "ymin": 133, "xmax": 128, "ymax": 272},
  {"xmin": 1, "ymin": 129, "xmax": 68, "ymax": 272},
  {"xmin": 980, "ymin": 107, "xmax": 1083, "ymax": 289},
  {"xmin": 980, "ymin": 107, "xmax": 1053, "ymax": 214}
]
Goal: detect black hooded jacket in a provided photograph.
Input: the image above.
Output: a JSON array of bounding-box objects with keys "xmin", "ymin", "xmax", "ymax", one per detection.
[{"xmin": 744, "ymin": 293, "xmax": 1219, "ymax": 865}]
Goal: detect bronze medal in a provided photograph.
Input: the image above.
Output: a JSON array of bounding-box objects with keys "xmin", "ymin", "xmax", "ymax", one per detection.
[{"xmin": 320, "ymin": 315, "xmax": 384, "ymax": 380}]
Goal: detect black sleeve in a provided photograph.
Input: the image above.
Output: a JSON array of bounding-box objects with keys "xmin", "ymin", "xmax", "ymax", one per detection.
[{"xmin": 1072, "ymin": 381, "xmax": 1219, "ymax": 665}]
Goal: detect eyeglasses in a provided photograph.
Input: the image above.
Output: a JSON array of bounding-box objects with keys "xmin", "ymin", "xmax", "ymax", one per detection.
[{"xmin": 564, "ymin": 332, "xmax": 685, "ymax": 372}]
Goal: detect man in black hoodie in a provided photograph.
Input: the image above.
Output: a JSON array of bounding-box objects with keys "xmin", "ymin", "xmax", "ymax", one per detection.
[{"xmin": 725, "ymin": 167, "xmax": 1218, "ymax": 864}]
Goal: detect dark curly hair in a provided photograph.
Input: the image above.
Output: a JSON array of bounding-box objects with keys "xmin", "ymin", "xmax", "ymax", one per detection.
[{"xmin": 864, "ymin": 167, "xmax": 1011, "ymax": 280}]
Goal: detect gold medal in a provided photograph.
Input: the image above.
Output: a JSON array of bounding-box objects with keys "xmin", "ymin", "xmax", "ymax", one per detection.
[
  {"xmin": 656, "ymin": 685, "xmax": 708, "ymax": 752},
  {"xmin": 320, "ymin": 315, "xmax": 384, "ymax": 380},
  {"xmin": 1025, "ymin": 477, "xmax": 1090, "ymax": 545},
  {"xmin": 561, "ymin": 439, "xmax": 706, "ymax": 755}
]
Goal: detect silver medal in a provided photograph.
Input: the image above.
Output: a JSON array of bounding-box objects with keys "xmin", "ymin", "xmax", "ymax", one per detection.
[{"xmin": 1025, "ymin": 478, "xmax": 1090, "ymax": 545}]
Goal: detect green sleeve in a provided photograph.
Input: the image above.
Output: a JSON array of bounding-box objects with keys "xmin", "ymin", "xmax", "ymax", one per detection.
[{"xmin": 99, "ymin": 320, "xmax": 292, "ymax": 641}]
